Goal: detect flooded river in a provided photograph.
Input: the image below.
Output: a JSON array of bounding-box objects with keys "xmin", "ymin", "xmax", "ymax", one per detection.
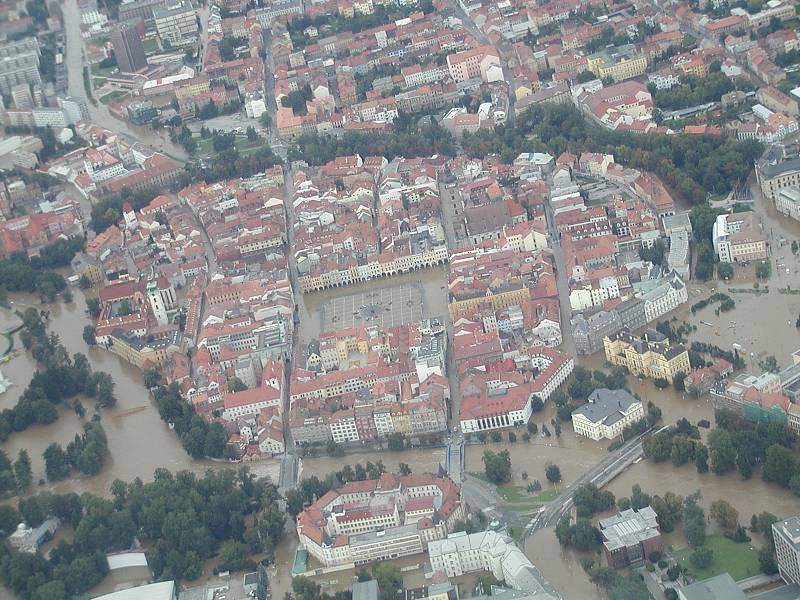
[{"xmin": 0, "ymin": 291, "xmax": 279, "ymax": 497}]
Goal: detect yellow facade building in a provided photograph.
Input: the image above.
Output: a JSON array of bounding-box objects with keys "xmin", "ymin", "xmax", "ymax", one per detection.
[
  {"xmin": 603, "ymin": 328, "xmax": 690, "ymax": 383},
  {"xmin": 587, "ymin": 46, "xmax": 648, "ymax": 82}
]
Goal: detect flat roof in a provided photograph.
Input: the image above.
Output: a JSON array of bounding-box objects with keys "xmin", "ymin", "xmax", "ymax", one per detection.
[{"xmin": 93, "ymin": 581, "xmax": 175, "ymax": 600}]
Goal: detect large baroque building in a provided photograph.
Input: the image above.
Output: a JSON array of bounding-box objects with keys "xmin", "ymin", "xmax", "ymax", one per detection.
[
  {"xmin": 603, "ymin": 328, "xmax": 690, "ymax": 383},
  {"xmin": 296, "ymin": 473, "xmax": 465, "ymax": 567}
]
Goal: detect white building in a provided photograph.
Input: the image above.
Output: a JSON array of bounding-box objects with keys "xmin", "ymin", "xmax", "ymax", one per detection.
[
  {"xmin": 776, "ymin": 187, "xmax": 800, "ymax": 222},
  {"xmin": 330, "ymin": 412, "xmax": 360, "ymax": 443},
  {"xmin": 774, "ymin": 517, "xmax": 800, "ymax": 584},
  {"xmin": 428, "ymin": 531, "xmax": 551, "ymax": 596},
  {"xmin": 154, "ymin": 1, "xmax": 199, "ymax": 46},
  {"xmin": 571, "ymin": 388, "xmax": 644, "ymax": 440},
  {"xmin": 641, "ymin": 272, "xmax": 688, "ymax": 323},
  {"xmin": 297, "ymin": 473, "xmax": 465, "ymax": 567},
  {"xmin": 147, "ymin": 279, "xmax": 169, "ymax": 326}
]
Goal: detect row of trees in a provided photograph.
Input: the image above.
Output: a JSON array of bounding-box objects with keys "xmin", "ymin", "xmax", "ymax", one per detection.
[
  {"xmin": 462, "ymin": 103, "xmax": 762, "ymax": 204},
  {"xmin": 645, "ymin": 410, "xmax": 800, "ymax": 488},
  {"xmin": 184, "ymin": 145, "xmax": 282, "ymax": 185},
  {"xmin": 0, "ymin": 468, "xmax": 285, "ymax": 599},
  {"xmin": 152, "ymin": 382, "xmax": 228, "ymax": 460},
  {"xmin": 0, "ymin": 450, "xmax": 31, "ymax": 497},
  {"xmin": 286, "ymin": 1, "xmax": 433, "ymax": 49},
  {"xmin": 287, "ymin": 114, "xmax": 456, "ymax": 165}
]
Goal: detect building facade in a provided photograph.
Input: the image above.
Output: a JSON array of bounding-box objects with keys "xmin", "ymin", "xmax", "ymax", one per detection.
[{"xmin": 603, "ymin": 328, "xmax": 690, "ymax": 383}]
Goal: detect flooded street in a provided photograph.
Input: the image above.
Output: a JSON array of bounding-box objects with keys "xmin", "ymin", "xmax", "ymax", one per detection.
[{"xmin": 61, "ymin": 0, "xmax": 188, "ymax": 160}]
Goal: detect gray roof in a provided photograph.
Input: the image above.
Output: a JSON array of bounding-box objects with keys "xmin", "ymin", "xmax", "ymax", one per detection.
[
  {"xmin": 572, "ymin": 388, "xmax": 639, "ymax": 426},
  {"xmin": 353, "ymin": 580, "xmax": 379, "ymax": 600},
  {"xmin": 679, "ymin": 573, "xmax": 747, "ymax": 600},
  {"xmin": 599, "ymin": 506, "xmax": 660, "ymax": 551},
  {"xmin": 752, "ymin": 583, "xmax": 800, "ymax": 600},
  {"xmin": 775, "ymin": 517, "xmax": 800, "ymax": 549},
  {"xmin": 93, "ymin": 581, "xmax": 176, "ymax": 600}
]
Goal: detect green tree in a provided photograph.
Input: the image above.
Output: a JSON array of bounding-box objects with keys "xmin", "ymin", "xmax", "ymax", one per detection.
[
  {"xmin": 387, "ymin": 432, "xmax": 406, "ymax": 451},
  {"xmin": 372, "ymin": 563, "xmax": 402, "ymax": 600},
  {"xmin": 14, "ymin": 449, "xmax": 32, "ymax": 489},
  {"xmin": 763, "ymin": 444, "xmax": 797, "ymax": 487},
  {"xmin": 43, "ymin": 443, "xmax": 70, "ymax": 481},
  {"xmin": 717, "ymin": 262, "xmax": 733, "ymax": 280},
  {"xmin": 709, "ymin": 429, "xmax": 736, "ymax": 474},
  {"xmin": 690, "ymin": 546, "xmax": 713, "ymax": 569},
  {"xmin": 684, "ymin": 497, "xmax": 706, "ymax": 547},
  {"xmin": 83, "ymin": 325, "xmax": 97, "ymax": 346},
  {"xmin": 545, "ymin": 462, "xmax": 562, "ymax": 484},
  {"xmin": 710, "ymin": 499, "xmax": 738, "ymax": 530},
  {"xmin": 143, "ymin": 368, "xmax": 161, "ymax": 389},
  {"xmin": 482, "ymin": 450, "xmax": 511, "ymax": 484},
  {"xmin": 695, "ymin": 443, "xmax": 709, "ymax": 473},
  {"xmin": 756, "ymin": 260, "xmax": 772, "ymax": 280},
  {"xmin": 570, "ymin": 518, "xmax": 602, "ymax": 551},
  {"xmin": 673, "ymin": 372, "xmax": 686, "ymax": 392},
  {"xmin": 760, "ymin": 547, "xmax": 778, "ymax": 575}
]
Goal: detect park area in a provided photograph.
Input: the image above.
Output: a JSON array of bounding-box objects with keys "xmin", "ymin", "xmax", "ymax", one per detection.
[{"xmin": 673, "ymin": 535, "xmax": 761, "ymax": 581}]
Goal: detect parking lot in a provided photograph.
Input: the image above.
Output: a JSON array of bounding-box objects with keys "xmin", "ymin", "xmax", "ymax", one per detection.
[{"xmin": 320, "ymin": 285, "xmax": 425, "ymax": 332}]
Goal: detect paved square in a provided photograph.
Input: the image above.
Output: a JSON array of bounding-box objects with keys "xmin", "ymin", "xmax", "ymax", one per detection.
[{"xmin": 320, "ymin": 284, "xmax": 425, "ymax": 332}]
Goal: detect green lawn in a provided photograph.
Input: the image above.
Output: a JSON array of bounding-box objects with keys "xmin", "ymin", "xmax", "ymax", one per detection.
[
  {"xmin": 142, "ymin": 38, "xmax": 159, "ymax": 53},
  {"xmin": 465, "ymin": 474, "xmax": 559, "ymax": 510},
  {"xmin": 197, "ymin": 135, "xmax": 264, "ymax": 157},
  {"xmin": 90, "ymin": 63, "xmax": 116, "ymax": 78},
  {"xmin": 99, "ymin": 90, "xmax": 128, "ymax": 105},
  {"xmin": 674, "ymin": 535, "xmax": 761, "ymax": 582}
]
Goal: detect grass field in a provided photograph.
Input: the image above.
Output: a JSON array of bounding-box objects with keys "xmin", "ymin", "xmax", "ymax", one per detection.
[
  {"xmin": 467, "ymin": 473, "xmax": 559, "ymax": 511},
  {"xmin": 90, "ymin": 63, "xmax": 116, "ymax": 79},
  {"xmin": 197, "ymin": 135, "xmax": 263, "ymax": 157},
  {"xmin": 674, "ymin": 535, "xmax": 761, "ymax": 582},
  {"xmin": 99, "ymin": 90, "xmax": 128, "ymax": 105},
  {"xmin": 142, "ymin": 38, "xmax": 159, "ymax": 53}
]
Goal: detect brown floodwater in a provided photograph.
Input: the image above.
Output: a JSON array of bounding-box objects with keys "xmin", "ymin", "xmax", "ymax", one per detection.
[{"xmin": 0, "ymin": 292, "xmax": 280, "ymax": 497}]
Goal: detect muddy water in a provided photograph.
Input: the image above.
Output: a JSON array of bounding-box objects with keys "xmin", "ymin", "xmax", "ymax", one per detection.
[{"xmin": 0, "ymin": 292, "xmax": 279, "ymax": 497}]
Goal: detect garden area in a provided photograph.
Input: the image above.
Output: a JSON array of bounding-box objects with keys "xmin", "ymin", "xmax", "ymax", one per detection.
[
  {"xmin": 673, "ymin": 535, "xmax": 760, "ymax": 581},
  {"xmin": 196, "ymin": 133, "xmax": 265, "ymax": 159}
]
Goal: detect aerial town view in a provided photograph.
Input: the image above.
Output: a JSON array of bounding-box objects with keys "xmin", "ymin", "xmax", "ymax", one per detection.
[{"xmin": 7, "ymin": 0, "xmax": 800, "ymax": 598}]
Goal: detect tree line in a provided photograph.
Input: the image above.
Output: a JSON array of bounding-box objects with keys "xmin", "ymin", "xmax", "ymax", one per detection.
[
  {"xmin": 645, "ymin": 410, "xmax": 799, "ymax": 487},
  {"xmin": 152, "ymin": 382, "xmax": 228, "ymax": 460},
  {"xmin": 0, "ymin": 468, "xmax": 285, "ymax": 599},
  {"xmin": 286, "ymin": 113, "xmax": 456, "ymax": 165},
  {"xmin": 652, "ymin": 70, "xmax": 734, "ymax": 111},
  {"xmin": 284, "ymin": 461, "xmax": 394, "ymax": 518},
  {"xmin": 462, "ymin": 103, "xmax": 763, "ymax": 205},
  {"xmin": 0, "ymin": 236, "xmax": 84, "ymax": 302}
]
